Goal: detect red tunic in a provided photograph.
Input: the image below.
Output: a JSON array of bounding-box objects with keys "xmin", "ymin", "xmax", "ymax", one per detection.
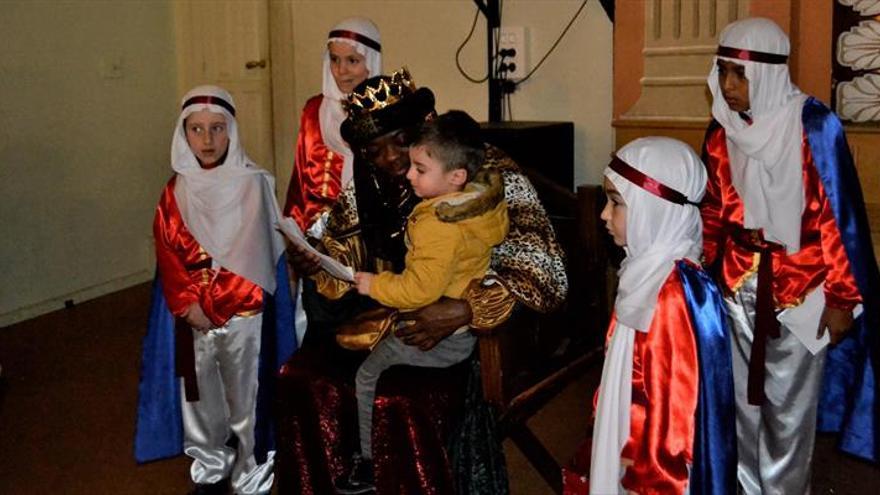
[
  {"xmin": 153, "ymin": 177, "xmax": 262, "ymax": 327},
  {"xmin": 701, "ymin": 127, "xmax": 861, "ymax": 310},
  {"xmin": 601, "ymin": 267, "xmax": 699, "ymax": 494},
  {"xmin": 283, "ymin": 95, "xmax": 347, "ymax": 231}
]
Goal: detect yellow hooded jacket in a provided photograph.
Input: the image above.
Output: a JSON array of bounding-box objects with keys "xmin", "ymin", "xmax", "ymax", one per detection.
[{"xmin": 369, "ymin": 191, "xmax": 509, "ymax": 310}]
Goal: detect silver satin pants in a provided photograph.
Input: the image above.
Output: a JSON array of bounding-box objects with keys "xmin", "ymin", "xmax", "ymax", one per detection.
[
  {"xmin": 181, "ymin": 314, "xmax": 274, "ymax": 495},
  {"xmin": 725, "ymin": 275, "xmax": 826, "ymax": 495},
  {"xmin": 355, "ymin": 331, "xmax": 476, "ymax": 459}
]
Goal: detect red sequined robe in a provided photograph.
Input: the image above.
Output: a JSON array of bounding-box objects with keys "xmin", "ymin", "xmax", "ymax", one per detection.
[
  {"xmin": 283, "ymin": 95, "xmax": 347, "ymax": 232},
  {"xmin": 154, "ymin": 176, "xmax": 262, "ymax": 323}
]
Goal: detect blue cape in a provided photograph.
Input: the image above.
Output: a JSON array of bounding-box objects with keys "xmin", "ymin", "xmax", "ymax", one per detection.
[
  {"xmin": 679, "ymin": 260, "xmax": 738, "ymax": 494},
  {"xmin": 134, "ymin": 257, "xmax": 296, "ymax": 463},
  {"xmin": 805, "ymin": 98, "xmax": 880, "ymax": 463}
]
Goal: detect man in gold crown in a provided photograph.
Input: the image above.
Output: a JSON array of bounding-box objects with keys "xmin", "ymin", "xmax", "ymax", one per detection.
[{"xmin": 275, "ymin": 69, "xmax": 567, "ymax": 494}]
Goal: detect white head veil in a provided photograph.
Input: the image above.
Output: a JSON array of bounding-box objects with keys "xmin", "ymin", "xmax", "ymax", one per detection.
[
  {"xmin": 590, "ymin": 137, "xmax": 706, "ymax": 493},
  {"xmin": 171, "ymin": 85, "xmax": 286, "ymax": 293},
  {"xmin": 707, "ymin": 17, "xmax": 807, "ymax": 252},
  {"xmin": 320, "ymin": 16, "xmax": 382, "ymax": 187},
  {"xmin": 606, "ymin": 137, "xmax": 707, "ymax": 332}
]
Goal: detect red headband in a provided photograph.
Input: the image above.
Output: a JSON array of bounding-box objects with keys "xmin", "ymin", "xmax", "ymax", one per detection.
[
  {"xmin": 182, "ymin": 95, "xmax": 236, "ymax": 117},
  {"xmin": 717, "ymin": 45, "xmax": 788, "ymax": 64},
  {"xmin": 328, "ymin": 29, "xmax": 381, "ymax": 52},
  {"xmin": 609, "ymin": 156, "xmax": 699, "ymax": 206}
]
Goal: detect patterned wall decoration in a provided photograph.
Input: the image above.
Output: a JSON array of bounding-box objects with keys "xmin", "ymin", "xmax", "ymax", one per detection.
[{"xmin": 833, "ymin": 0, "xmax": 880, "ymax": 122}]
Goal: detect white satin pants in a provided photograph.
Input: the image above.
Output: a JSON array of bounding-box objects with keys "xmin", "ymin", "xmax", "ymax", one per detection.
[
  {"xmin": 726, "ymin": 275, "xmax": 826, "ymax": 495},
  {"xmin": 181, "ymin": 314, "xmax": 274, "ymax": 495}
]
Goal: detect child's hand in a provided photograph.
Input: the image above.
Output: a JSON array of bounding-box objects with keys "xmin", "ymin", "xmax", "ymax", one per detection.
[
  {"xmin": 183, "ymin": 302, "xmax": 213, "ymax": 333},
  {"xmin": 354, "ymin": 272, "xmax": 373, "ymax": 295}
]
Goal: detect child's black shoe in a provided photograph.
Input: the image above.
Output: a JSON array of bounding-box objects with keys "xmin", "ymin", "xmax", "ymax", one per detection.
[
  {"xmin": 335, "ymin": 453, "xmax": 375, "ymax": 494},
  {"xmin": 187, "ymin": 478, "xmax": 229, "ymax": 495}
]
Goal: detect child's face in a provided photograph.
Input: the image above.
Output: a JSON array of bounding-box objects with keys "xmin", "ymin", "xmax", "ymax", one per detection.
[
  {"xmin": 717, "ymin": 59, "xmax": 750, "ymax": 113},
  {"xmin": 600, "ymin": 177, "xmax": 627, "ymax": 247},
  {"xmin": 406, "ymin": 144, "xmax": 466, "ymax": 199},
  {"xmin": 185, "ymin": 110, "xmax": 229, "ymax": 168},
  {"xmin": 329, "ymin": 41, "xmax": 369, "ymax": 94}
]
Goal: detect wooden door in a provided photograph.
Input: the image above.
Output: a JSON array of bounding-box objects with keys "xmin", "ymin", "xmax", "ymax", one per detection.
[{"xmin": 174, "ymin": 0, "xmax": 275, "ymax": 173}]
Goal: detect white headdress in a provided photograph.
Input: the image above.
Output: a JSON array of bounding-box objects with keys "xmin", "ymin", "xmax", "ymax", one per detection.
[
  {"xmin": 606, "ymin": 137, "xmax": 707, "ymax": 331},
  {"xmin": 707, "ymin": 17, "xmax": 807, "ymax": 252},
  {"xmin": 320, "ymin": 17, "xmax": 382, "ymax": 187},
  {"xmin": 171, "ymin": 85, "xmax": 286, "ymax": 293}
]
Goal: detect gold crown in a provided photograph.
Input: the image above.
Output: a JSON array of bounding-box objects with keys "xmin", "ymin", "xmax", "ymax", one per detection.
[{"xmin": 346, "ymin": 67, "xmax": 417, "ymax": 114}]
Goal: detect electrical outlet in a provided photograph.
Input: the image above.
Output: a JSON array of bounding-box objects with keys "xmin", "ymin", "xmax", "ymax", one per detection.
[{"xmin": 498, "ymin": 26, "xmax": 527, "ymax": 80}]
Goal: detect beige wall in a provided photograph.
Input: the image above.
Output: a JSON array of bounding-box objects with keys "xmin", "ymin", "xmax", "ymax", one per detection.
[
  {"xmin": 0, "ymin": 1, "xmax": 177, "ymax": 326},
  {"xmin": 276, "ymin": 0, "xmax": 614, "ymax": 197}
]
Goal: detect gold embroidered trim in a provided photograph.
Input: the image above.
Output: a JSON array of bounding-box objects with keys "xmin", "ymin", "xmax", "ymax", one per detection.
[
  {"xmin": 730, "ymin": 252, "xmax": 760, "ymax": 294},
  {"xmin": 777, "ymin": 294, "xmax": 805, "ymax": 309},
  {"xmin": 465, "ymin": 276, "xmax": 516, "ymax": 330},
  {"xmin": 320, "ymin": 151, "xmax": 335, "ymax": 198},
  {"xmin": 313, "ymin": 233, "xmax": 367, "ymax": 300},
  {"xmin": 335, "ymin": 307, "xmax": 398, "ymax": 351},
  {"xmin": 728, "ymin": 252, "xmax": 806, "ymax": 309}
]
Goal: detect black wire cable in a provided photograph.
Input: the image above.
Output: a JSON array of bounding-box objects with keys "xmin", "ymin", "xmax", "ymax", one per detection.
[
  {"xmin": 456, "ymin": 6, "xmax": 489, "ymax": 83},
  {"xmin": 457, "ymin": 0, "xmax": 505, "ymax": 85},
  {"xmin": 514, "ymin": 0, "xmax": 589, "ymax": 86},
  {"xmin": 493, "ymin": 0, "xmax": 504, "ymax": 83}
]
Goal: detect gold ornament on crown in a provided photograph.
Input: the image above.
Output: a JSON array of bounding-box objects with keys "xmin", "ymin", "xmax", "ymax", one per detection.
[{"xmin": 345, "ymin": 67, "xmax": 417, "ymax": 115}]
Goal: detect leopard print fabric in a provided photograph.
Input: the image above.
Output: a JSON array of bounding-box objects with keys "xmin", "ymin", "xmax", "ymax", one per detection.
[
  {"xmin": 324, "ymin": 183, "xmax": 360, "ymax": 240},
  {"xmin": 484, "ymin": 146, "xmax": 568, "ymax": 313}
]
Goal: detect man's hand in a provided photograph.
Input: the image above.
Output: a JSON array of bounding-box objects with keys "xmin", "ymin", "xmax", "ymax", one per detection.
[
  {"xmin": 354, "ymin": 272, "xmax": 373, "ymax": 295},
  {"xmin": 395, "ymin": 298, "xmax": 473, "ymax": 351},
  {"xmin": 183, "ymin": 302, "xmax": 213, "ymax": 334},
  {"xmin": 286, "ymin": 241, "xmax": 321, "ymax": 276},
  {"xmin": 816, "ymin": 306, "xmax": 854, "ymax": 345}
]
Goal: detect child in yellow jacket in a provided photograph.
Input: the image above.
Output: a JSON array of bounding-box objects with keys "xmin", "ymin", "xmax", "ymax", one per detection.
[{"xmin": 337, "ymin": 110, "xmax": 508, "ymax": 494}]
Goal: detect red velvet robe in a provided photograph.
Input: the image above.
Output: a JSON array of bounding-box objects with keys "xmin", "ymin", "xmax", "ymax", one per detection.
[
  {"xmin": 275, "ymin": 337, "xmax": 469, "ymax": 494},
  {"xmin": 283, "ymin": 95, "xmax": 347, "ymax": 231},
  {"xmin": 701, "ymin": 127, "xmax": 860, "ymax": 311},
  {"xmin": 153, "ymin": 177, "xmax": 262, "ymax": 326}
]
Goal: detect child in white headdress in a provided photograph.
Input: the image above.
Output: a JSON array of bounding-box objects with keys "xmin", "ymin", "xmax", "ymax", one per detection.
[
  {"xmin": 702, "ymin": 16, "xmax": 877, "ymax": 493},
  {"xmin": 282, "ymin": 16, "xmax": 381, "ymax": 346},
  {"xmin": 589, "ymin": 137, "xmax": 735, "ymax": 495},
  {"xmin": 135, "ymin": 85, "xmax": 292, "ymax": 495},
  {"xmin": 284, "ymin": 16, "xmax": 381, "ymax": 233}
]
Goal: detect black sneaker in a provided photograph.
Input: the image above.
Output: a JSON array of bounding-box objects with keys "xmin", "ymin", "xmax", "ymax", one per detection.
[{"xmin": 335, "ymin": 453, "xmax": 375, "ymax": 494}]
